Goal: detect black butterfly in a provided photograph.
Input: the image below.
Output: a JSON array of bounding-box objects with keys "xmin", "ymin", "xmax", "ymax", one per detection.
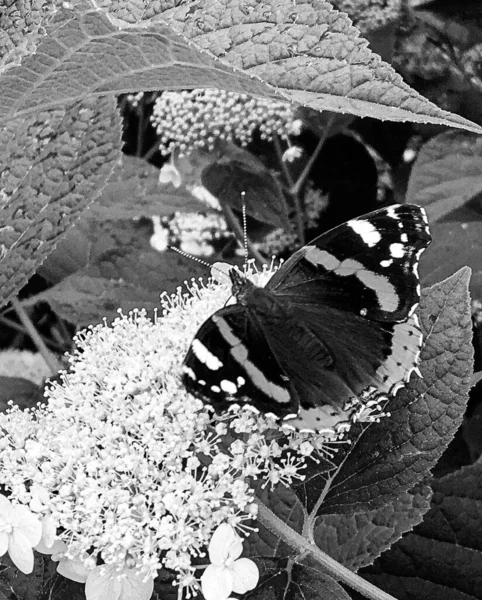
[{"xmin": 182, "ymin": 204, "xmax": 431, "ymax": 432}]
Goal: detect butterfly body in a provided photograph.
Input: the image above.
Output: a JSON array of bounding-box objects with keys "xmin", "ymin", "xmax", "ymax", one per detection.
[{"xmin": 182, "ymin": 204, "xmax": 431, "ymax": 432}]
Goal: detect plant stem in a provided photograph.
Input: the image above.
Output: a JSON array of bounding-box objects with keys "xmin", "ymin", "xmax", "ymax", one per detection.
[
  {"xmin": 255, "ymin": 499, "xmax": 397, "ymax": 600},
  {"xmin": 0, "ymin": 314, "xmax": 65, "ymax": 352},
  {"xmin": 290, "ymin": 114, "xmax": 335, "ymax": 197},
  {"xmin": 11, "ymin": 297, "xmax": 61, "ymax": 376}
]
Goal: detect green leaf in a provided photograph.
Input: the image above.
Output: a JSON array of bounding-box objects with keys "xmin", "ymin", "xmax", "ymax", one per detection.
[
  {"xmin": 361, "ymin": 460, "xmax": 482, "ymax": 600},
  {"xmin": 0, "ymin": 2, "xmax": 481, "ymax": 131},
  {"xmin": 314, "ymin": 484, "xmax": 432, "ymax": 571},
  {"xmin": 0, "ymin": 97, "xmax": 122, "ymax": 310},
  {"xmin": 0, "ymin": 377, "xmax": 44, "ymax": 412},
  {"xmin": 297, "ymin": 268, "xmax": 473, "ymax": 518},
  {"xmin": 91, "ymin": 155, "xmax": 208, "ymax": 220},
  {"xmin": 202, "ymin": 161, "xmax": 291, "ymax": 230},
  {"xmin": 30, "ymin": 219, "xmax": 208, "ymax": 326},
  {"xmin": 249, "ymin": 557, "xmax": 351, "ymax": 600},
  {"xmin": 406, "ymin": 132, "xmax": 482, "ymax": 222},
  {"xmin": 420, "ymin": 202, "xmax": 482, "ymax": 299}
]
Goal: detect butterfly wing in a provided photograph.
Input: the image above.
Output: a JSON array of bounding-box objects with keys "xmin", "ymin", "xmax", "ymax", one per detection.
[
  {"xmin": 182, "ymin": 304, "xmax": 300, "ymax": 419},
  {"xmin": 267, "ymin": 204, "xmax": 430, "ymax": 322},
  {"xmin": 263, "ymin": 204, "xmax": 430, "ymax": 401},
  {"xmin": 182, "ymin": 204, "xmax": 431, "ymax": 431}
]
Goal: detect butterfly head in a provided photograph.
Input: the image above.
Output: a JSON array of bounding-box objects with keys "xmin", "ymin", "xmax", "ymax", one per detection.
[{"xmin": 228, "ymin": 267, "xmax": 256, "ymax": 303}]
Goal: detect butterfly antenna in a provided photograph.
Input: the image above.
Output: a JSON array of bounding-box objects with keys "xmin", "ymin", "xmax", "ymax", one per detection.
[
  {"xmin": 168, "ymin": 246, "xmax": 212, "ymax": 269},
  {"xmin": 169, "ymin": 246, "xmax": 236, "ymax": 281},
  {"xmin": 241, "ymin": 191, "xmax": 248, "ymax": 270}
]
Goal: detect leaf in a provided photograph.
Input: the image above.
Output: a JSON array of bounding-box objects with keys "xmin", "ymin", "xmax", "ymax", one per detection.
[
  {"xmin": 0, "ymin": 377, "xmax": 45, "ymax": 412},
  {"xmin": 202, "ymin": 161, "xmax": 291, "ymax": 230},
  {"xmin": 406, "ymin": 132, "xmax": 482, "ymax": 222},
  {"xmin": 249, "ymin": 557, "xmax": 351, "ymax": 600},
  {"xmin": 314, "ymin": 484, "xmax": 432, "ymax": 571},
  {"xmin": 320, "ymin": 268, "xmax": 472, "ymax": 513},
  {"xmin": 30, "ymin": 219, "xmax": 207, "ymax": 326},
  {"xmin": 361, "ymin": 460, "xmax": 482, "ymax": 600},
  {"xmin": 0, "ymin": 96, "xmax": 122, "ymax": 310},
  {"xmin": 0, "ymin": 3, "xmax": 481, "ymax": 132},
  {"xmin": 281, "ymin": 267, "xmax": 473, "ymax": 583},
  {"xmin": 91, "ymin": 155, "xmax": 208, "ymax": 220},
  {"xmin": 420, "ymin": 201, "xmax": 482, "ymax": 299},
  {"xmin": 246, "ymin": 486, "xmax": 305, "ymax": 559}
]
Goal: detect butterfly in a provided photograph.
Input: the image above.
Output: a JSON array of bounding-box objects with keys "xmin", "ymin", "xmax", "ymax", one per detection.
[{"xmin": 182, "ymin": 204, "xmax": 431, "ymax": 432}]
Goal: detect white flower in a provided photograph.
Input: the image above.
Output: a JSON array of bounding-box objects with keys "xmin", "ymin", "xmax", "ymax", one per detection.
[
  {"xmin": 85, "ymin": 565, "xmax": 154, "ymax": 600},
  {"xmin": 0, "ymin": 494, "xmax": 42, "ymax": 573},
  {"xmin": 158, "ymin": 161, "xmax": 181, "ymax": 187},
  {"xmin": 282, "ymin": 146, "xmax": 303, "ymax": 162},
  {"xmin": 201, "ymin": 524, "xmax": 259, "ymax": 600}
]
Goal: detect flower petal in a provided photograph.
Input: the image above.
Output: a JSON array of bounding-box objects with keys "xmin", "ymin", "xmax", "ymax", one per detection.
[
  {"xmin": 0, "ymin": 533, "xmax": 9, "ymax": 557},
  {"xmin": 230, "ymin": 558, "xmax": 259, "ymax": 594},
  {"xmin": 8, "ymin": 530, "xmax": 35, "ymax": 574},
  {"xmin": 201, "ymin": 564, "xmax": 233, "ymax": 600},
  {"xmin": 57, "ymin": 556, "xmax": 91, "ymax": 583},
  {"xmin": 208, "ymin": 524, "xmax": 242, "ymax": 565},
  {"xmin": 12, "ymin": 505, "xmax": 42, "ymax": 546},
  {"xmin": 40, "ymin": 515, "xmax": 57, "ymax": 548},
  {"xmin": 119, "ymin": 567, "xmax": 154, "ymax": 600},
  {"xmin": 0, "ymin": 494, "xmax": 14, "ymax": 523},
  {"xmin": 35, "ymin": 538, "xmax": 65, "ymax": 555},
  {"xmin": 85, "ymin": 566, "xmax": 122, "ymax": 600}
]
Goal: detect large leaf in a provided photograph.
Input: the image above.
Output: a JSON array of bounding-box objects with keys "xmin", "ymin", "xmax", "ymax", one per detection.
[
  {"xmin": 420, "ymin": 201, "xmax": 482, "ymax": 299},
  {"xmin": 361, "ymin": 459, "xmax": 482, "ymax": 600},
  {"xmin": 30, "ymin": 219, "xmax": 208, "ymax": 326},
  {"xmin": 90, "ymin": 155, "xmax": 208, "ymax": 220},
  {"xmin": 247, "ymin": 269, "xmax": 472, "ymax": 593},
  {"xmin": 296, "ymin": 268, "xmax": 473, "ymax": 517},
  {"xmin": 0, "ymin": 96, "xmax": 122, "ymax": 309},
  {"xmin": 0, "ymin": 2, "xmax": 481, "ymax": 132},
  {"xmin": 406, "ymin": 132, "xmax": 482, "ymax": 223}
]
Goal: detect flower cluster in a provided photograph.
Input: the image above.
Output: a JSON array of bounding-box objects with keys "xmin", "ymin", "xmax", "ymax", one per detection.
[
  {"xmin": 0, "ymin": 263, "xmax": 389, "ymax": 600},
  {"xmin": 151, "ymin": 89, "xmax": 300, "ymax": 157},
  {"xmin": 166, "ymin": 211, "xmax": 232, "ymax": 257},
  {"xmin": 0, "ymin": 265, "xmax": 322, "ymax": 599}
]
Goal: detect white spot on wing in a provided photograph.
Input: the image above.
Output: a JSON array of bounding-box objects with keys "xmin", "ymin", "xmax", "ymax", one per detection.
[
  {"xmin": 192, "ymin": 339, "xmax": 223, "ymax": 371},
  {"xmin": 348, "ymin": 219, "xmax": 381, "ymax": 247},
  {"xmin": 305, "ymin": 250, "xmax": 399, "ymax": 312},
  {"xmin": 380, "ymin": 259, "xmax": 393, "ymax": 267},
  {"xmin": 390, "ymin": 243, "xmax": 405, "ymax": 258},
  {"xmin": 211, "ymin": 385, "xmax": 221, "ymax": 393},
  {"xmin": 212, "ymin": 315, "xmax": 291, "ymax": 404},
  {"xmin": 183, "ymin": 366, "xmax": 196, "ymax": 380},
  {"xmin": 401, "ymin": 233, "xmax": 408, "ymax": 242},
  {"xmin": 374, "ymin": 313, "xmax": 423, "ymax": 394}
]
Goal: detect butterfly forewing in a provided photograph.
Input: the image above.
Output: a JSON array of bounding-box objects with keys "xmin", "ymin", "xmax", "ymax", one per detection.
[
  {"xmin": 182, "ymin": 304, "xmax": 299, "ymax": 419},
  {"xmin": 266, "ymin": 204, "xmax": 431, "ymax": 323}
]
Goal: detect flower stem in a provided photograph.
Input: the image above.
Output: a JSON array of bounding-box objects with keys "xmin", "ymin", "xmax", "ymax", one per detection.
[
  {"xmin": 11, "ymin": 296, "xmax": 61, "ymax": 376},
  {"xmin": 254, "ymin": 499, "xmax": 397, "ymax": 600}
]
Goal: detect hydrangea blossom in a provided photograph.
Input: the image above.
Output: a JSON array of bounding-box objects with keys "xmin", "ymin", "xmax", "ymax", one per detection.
[
  {"xmin": 0, "ymin": 495, "xmax": 42, "ymax": 573},
  {"xmin": 151, "ymin": 89, "xmax": 298, "ymax": 157},
  {"xmin": 201, "ymin": 524, "xmax": 259, "ymax": 600},
  {"xmin": 0, "ymin": 263, "xmax": 383, "ymax": 599}
]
